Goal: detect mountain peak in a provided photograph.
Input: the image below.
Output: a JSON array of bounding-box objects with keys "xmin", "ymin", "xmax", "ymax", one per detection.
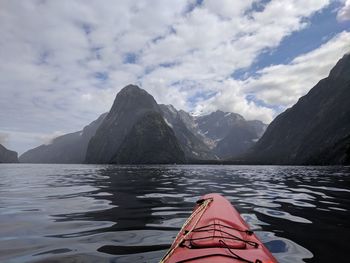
[
  {"xmin": 108, "ymin": 84, "xmax": 159, "ymax": 117},
  {"xmin": 214, "ymin": 110, "xmax": 225, "ymax": 115},
  {"xmin": 85, "ymin": 85, "xmax": 161, "ymax": 163},
  {"xmin": 204, "ymin": 110, "xmax": 244, "ymax": 121},
  {"xmin": 118, "ymin": 84, "xmax": 147, "ymax": 95}
]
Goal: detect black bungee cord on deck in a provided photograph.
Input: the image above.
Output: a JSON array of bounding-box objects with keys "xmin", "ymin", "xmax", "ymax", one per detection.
[
  {"xmin": 177, "ymin": 223, "xmax": 262, "ymax": 263},
  {"xmin": 182, "ymin": 222, "xmax": 259, "ymax": 248},
  {"xmin": 219, "ymin": 240, "xmax": 262, "ymax": 263}
]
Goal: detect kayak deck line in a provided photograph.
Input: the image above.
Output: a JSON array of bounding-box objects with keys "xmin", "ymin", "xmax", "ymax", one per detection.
[
  {"xmin": 160, "ymin": 193, "xmax": 277, "ymax": 263},
  {"xmin": 160, "ymin": 198, "xmax": 213, "ymax": 263}
]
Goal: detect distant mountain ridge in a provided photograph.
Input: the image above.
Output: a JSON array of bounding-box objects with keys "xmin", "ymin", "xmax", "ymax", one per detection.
[
  {"xmin": 19, "ymin": 113, "xmax": 107, "ymax": 163},
  {"xmin": 0, "ymin": 144, "xmax": 18, "ymax": 163},
  {"xmin": 20, "ymin": 85, "xmax": 265, "ymax": 164},
  {"xmin": 247, "ymin": 53, "xmax": 350, "ymax": 165},
  {"xmin": 159, "ymin": 104, "xmax": 217, "ymax": 160},
  {"xmin": 160, "ymin": 106, "xmax": 267, "ymax": 159},
  {"xmin": 195, "ymin": 110, "xmax": 266, "ymax": 158}
]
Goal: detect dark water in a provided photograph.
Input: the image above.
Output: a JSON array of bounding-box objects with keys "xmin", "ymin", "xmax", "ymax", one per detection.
[{"xmin": 0, "ymin": 164, "xmax": 349, "ymax": 263}]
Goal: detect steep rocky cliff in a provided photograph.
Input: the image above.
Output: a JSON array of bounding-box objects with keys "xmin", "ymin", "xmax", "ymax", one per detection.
[
  {"xmin": 112, "ymin": 112, "xmax": 185, "ymax": 164},
  {"xmin": 85, "ymin": 85, "xmax": 185, "ymax": 164},
  {"xmin": 0, "ymin": 144, "xmax": 18, "ymax": 163},
  {"xmin": 248, "ymin": 54, "xmax": 350, "ymax": 165}
]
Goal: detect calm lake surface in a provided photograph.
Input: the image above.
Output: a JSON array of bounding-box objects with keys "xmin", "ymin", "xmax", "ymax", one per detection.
[{"xmin": 0, "ymin": 164, "xmax": 349, "ymax": 263}]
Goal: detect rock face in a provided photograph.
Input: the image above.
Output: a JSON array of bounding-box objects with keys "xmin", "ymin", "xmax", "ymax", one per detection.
[
  {"xmin": 195, "ymin": 110, "xmax": 267, "ymax": 158},
  {"xmin": 213, "ymin": 124, "xmax": 258, "ymax": 159},
  {"xmin": 249, "ymin": 54, "xmax": 350, "ymax": 165},
  {"xmin": 85, "ymin": 85, "xmax": 185, "ymax": 164},
  {"xmin": 159, "ymin": 105, "xmax": 216, "ymax": 160},
  {"xmin": 160, "ymin": 106, "xmax": 266, "ymax": 159},
  {"xmin": 0, "ymin": 144, "xmax": 18, "ymax": 163},
  {"xmin": 113, "ymin": 112, "xmax": 185, "ymax": 164},
  {"xmin": 19, "ymin": 113, "xmax": 107, "ymax": 163}
]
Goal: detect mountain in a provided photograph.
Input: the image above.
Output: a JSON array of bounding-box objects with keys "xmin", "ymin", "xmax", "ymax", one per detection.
[
  {"xmin": 160, "ymin": 107, "xmax": 266, "ymax": 159},
  {"xmin": 19, "ymin": 113, "xmax": 107, "ymax": 163},
  {"xmin": 213, "ymin": 123, "xmax": 259, "ymax": 159},
  {"xmin": 20, "ymin": 85, "xmax": 267, "ymax": 164},
  {"xmin": 85, "ymin": 85, "xmax": 185, "ymax": 164},
  {"xmin": 196, "ymin": 111, "xmax": 245, "ymax": 141},
  {"xmin": 195, "ymin": 110, "xmax": 267, "ymax": 158},
  {"xmin": 248, "ymin": 54, "xmax": 350, "ymax": 165},
  {"xmin": 159, "ymin": 105, "xmax": 217, "ymax": 160},
  {"xmin": 112, "ymin": 111, "xmax": 185, "ymax": 164},
  {"xmin": 0, "ymin": 144, "xmax": 18, "ymax": 163}
]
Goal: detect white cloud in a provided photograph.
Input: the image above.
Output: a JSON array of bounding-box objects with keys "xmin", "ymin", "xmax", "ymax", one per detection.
[
  {"xmin": 192, "ymin": 79, "xmax": 275, "ymax": 123},
  {"xmin": 337, "ymin": 0, "xmax": 350, "ymax": 21},
  {"xmin": 0, "ymin": 0, "xmax": 343, "ymax": 153},
  {"xmin": 39, "ymin": 131, "xmax": 66, "ymax": 145},
  {"xmin": 243, "ymin": 31, "xmax": 350, "ymax": 107},
  {"xmin": 0, "ymin": 129, "xmax": 66, "ymax": 154},
  {"xmin": 0, "ymin": 132, "xmax": 10, "ymax": 146},
  {"xmin": 203, "ymin": 0, "xmax": 255, "ymax": 18},
  {"xmin": 139, "ymin": 0, "xmax": 332, "ymax": 121}
]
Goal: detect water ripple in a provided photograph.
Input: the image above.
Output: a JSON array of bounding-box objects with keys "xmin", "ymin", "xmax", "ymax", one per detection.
[{"xmin": 0, "ymin": 164, "xmax": 349, "ymax": 262}]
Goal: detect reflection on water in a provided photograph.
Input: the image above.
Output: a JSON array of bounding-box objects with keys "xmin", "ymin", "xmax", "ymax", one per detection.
[{"xmin": 0, "ymin": 164, "xmax": 349, "ymax": 262}]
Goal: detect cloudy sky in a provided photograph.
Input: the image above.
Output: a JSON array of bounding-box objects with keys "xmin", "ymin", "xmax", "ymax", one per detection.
[{"xmin": 0, "ymin": 0, "xmax": 349, "ymax": 154}]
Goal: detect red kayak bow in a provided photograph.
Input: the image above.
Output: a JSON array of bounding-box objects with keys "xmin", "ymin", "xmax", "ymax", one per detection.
[{"xmin": 160, "ymin": 193, "xmax": 277, "ymax": 263}]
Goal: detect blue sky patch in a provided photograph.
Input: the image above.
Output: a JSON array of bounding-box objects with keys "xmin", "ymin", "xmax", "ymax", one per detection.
[
  {"xmin": 246, "ymin": 94, "xmax": 283, "ymax": 113},
  {"xmin": 123, "ymin": 52, "xmax": 138, "ymax": 64},
  {"xmin": 94, "ymin": 71, "xmax": 109, "ymax": 81},
  {"xmin": 188, "ymin": 90, "xmax": 218, "ymax": 107},
  {"xmin": 80, "ymin": 22, "xmax": 93, "ymax": 35},
  {"xmin": 185, "ymin": 0, "xmax": 204, "ymax": 14},
  {"xmin": 232, "ymin": 2, "xmax": 350, "ymax": 80},
  {"xmin": 90, "ymin": 47, "xmax": 103, "ymax": 60}
]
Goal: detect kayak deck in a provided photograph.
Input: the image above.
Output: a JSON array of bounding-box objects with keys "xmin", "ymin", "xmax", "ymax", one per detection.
[{"xmin": 160, "ymin": 193, "xmax": 277, "ymax": 263}]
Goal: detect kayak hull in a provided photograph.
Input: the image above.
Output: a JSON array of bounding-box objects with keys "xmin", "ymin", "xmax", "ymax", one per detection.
[{"xmin": 161, "ymin": 193, "xmax": 277, "ymax": 263}]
